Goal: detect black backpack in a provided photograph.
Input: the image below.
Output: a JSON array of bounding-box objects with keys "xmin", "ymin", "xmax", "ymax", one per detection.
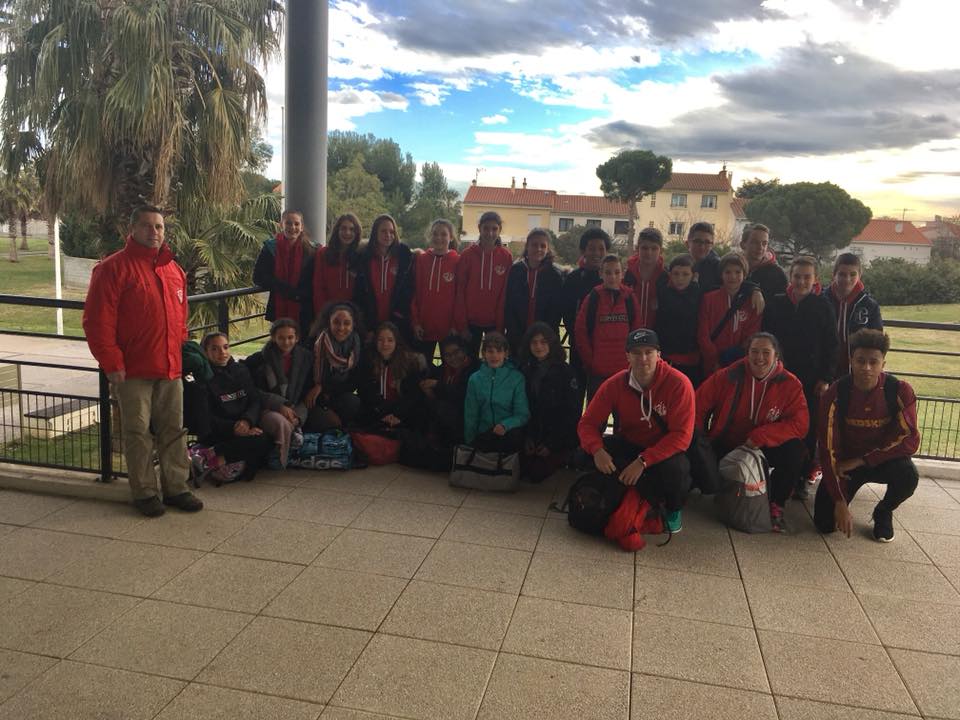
[
  {"xmin": 835, "ymin": 374, "xmax": 900, "ymax": 425},
  {"xmin": 561, "ymin": 472, "xmax": 629, "ymax": 536},
  {"xmin": 585, "ymin": 288, "xmax": 636, "ymax": 341}
]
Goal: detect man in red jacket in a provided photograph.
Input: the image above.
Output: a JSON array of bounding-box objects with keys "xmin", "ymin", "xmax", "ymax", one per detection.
[
  {"xmin": 578, "ymin": 328, "xmax": 695, "ymax": 533},
  {"xmin": 83, "ymin": 206, "xmax": 203, "ymax": 517},
  {"xmin": 814, "ymin": 330, "xmax": 920, "ymax": 542}
]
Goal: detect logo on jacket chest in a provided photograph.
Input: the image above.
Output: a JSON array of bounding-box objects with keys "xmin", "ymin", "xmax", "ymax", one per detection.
[
  {"xmin": 654, "ymin": 401, "xmax": 667, "ymax": 417},
  {"xmin": 390, "ymin": 266, "xmax": 399, "ymax": 276},
  {"xmin": 495, "ymin": 265, "xmax": 506, "ymax": 276},
  {"xmin": 853, "ymin": 307, "xmax": 869, "ymax": 326},
  {"xmin": 765, "ymin": 407, "xmax": 782, "ymax": 422},
  {"xmin": 600, "ymin": 313, "xmax": 628, "ymax": 323},
  {"xmin": 735, "ymin": 309, "xmax": 747, "ymax": 323},
  {"xmin": 176, "ymin": 288, "xmax": 184, "ymax": 304},
  {"xmin": 442, "ymin": 271, "xmax": 454, "ymax": 283}
]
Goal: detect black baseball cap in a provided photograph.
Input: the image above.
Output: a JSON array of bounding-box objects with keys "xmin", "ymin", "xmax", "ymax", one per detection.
[{"xmin": 626, "ymin": 328, "xmax": 660, "ymax": 351}]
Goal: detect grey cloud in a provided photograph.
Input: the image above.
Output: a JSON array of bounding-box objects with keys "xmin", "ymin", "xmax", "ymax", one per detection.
[
  {"xmin": 369, "ymin": 0, "xmax": 766, "ymax": 56},
  {"xmin": 587, "ymin": 44, "xmax": 960, "ymax": 159},
  {"xmin": 882, "ymin": 170, "xmax": 960, "ymax": 184},
  {"xmin": 378, "ymin": 91, "xmax": 407, "ymax": 103}
]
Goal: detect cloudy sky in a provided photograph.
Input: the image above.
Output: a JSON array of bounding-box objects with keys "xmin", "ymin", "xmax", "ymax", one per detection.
[{"xmin": 263, "ymin": 0, "xmax": 960, "ymax": 220}]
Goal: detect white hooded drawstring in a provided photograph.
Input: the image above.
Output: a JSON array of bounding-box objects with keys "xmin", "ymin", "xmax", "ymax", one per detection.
[
  {"xmin": 479, "ymin": 251, "xmax": 487, "ymax": 290},
  {"xmin": 728, "ymin": 294, "xmax": 740, "ymax": 333},
  {"xmin": 837, "ymin": 298, "xmax": 848, "ymax": 341},
  {"xmin": 749, "ymin": 367, "xmax": 775, "ymax": 424},
  {"xmin": 628, "ymin": 372, "xmax": 654, "ymax": 427},
  {"xmin": 379, "ymin": 256, "xmax": 390, "ymax": 293},
  {"xmin": 528, "ymin": 264, "xmax": 539, "ymax": 302},
  {"xmin": 380, "ymin": 365, "xmax": 388, "ymax": 398}
]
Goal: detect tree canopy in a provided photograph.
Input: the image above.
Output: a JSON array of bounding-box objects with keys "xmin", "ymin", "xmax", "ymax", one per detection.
[
  {"xmin": 736, "ymin": 177, "xmax": 780, "ymax": 199},
  {"xmin": 328, "ymin": 131, "xmax": 416, "ymax": 218},
  {"xmin": 596, "ymin": 149, "xmax": 672, "ymax": 249},
  {"xmin": 400, "ymin": 162, "xmax": 461, "ymax": 247},
  {"xmin": 0, "ymin": 0, "xmax": 283, "ymax": 233},
  {"xmin": 744, "ymin": 181, "xmax": 872, "ymax": 260}
]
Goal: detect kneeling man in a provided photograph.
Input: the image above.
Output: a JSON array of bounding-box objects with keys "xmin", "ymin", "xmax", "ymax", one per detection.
[
  {"xmin": 577, "ymin": 329, "xmax": 695, "ymax": 533},
  {"xmin": 814, "ymin": 329, "xmax": 920, "ymax": 542}
]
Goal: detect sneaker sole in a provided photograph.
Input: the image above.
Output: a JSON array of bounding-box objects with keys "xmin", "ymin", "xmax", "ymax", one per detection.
[
  {"xmin": 667, "ymin": 526, "xmax": 682, "ymax": 534},
  {"xmin": 874, "ymin": 534, "xmax": 895, "ymax": 543}
]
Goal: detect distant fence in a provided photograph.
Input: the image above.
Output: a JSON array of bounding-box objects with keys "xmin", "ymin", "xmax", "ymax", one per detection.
[{"xmin": 0, "ymin": 292, "xmax": 958, "ymax": 482}]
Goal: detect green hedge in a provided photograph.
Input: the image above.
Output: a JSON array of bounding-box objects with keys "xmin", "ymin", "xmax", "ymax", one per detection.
[{"xmin": 861, "ymin": 258, "xmax": 960, "ymax": 305}]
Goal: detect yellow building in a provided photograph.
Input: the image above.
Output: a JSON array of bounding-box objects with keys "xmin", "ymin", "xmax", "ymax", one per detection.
[
  {"xmin": 462, "ymin": 178, "xmax": 630, "ymax": 249},
  {"xmin": 635, "ymin": 167, "xmax": 738, "ymax": 245}
]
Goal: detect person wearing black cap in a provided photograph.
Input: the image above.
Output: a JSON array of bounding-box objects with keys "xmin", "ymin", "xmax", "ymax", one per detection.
[{"xmin": 577, "ymin": 328, "xmax": 695, "ymax": 533}]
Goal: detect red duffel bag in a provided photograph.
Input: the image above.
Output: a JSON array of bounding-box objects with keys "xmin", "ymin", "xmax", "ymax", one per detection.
[{"xmin": 350, "ymin": 431, "xmax": 400, "ymax": 466}]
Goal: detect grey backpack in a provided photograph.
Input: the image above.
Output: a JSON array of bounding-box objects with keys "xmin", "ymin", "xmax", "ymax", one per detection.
[{"xmin": 716, "ymin": 444, "xmax": 772, "ymax": 533}]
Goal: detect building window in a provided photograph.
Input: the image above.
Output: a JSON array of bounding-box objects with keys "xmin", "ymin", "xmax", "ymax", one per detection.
[
  {"xmin": 558, "ymin": 217, "xmax": 574, "ymax": 232},
  {"xmin": 585, "ymin": 219, "xmax": 602, "ymax": 228},
  {"xmin": 614, "ymin": 220, "xmax": 629, "ymax": 235},
  {"xmin": 701, "ymin": 194, "xmax": 717, "ymax": 209},
  {"xmin": 669, "ymin": 222, "xmax": 685, "ymax": 236},
  {"xmin": 648, "ymin": 221, "xmax": 655, "ymax": 227},
  {"xmin": 650, "ymin": 194, "xmax": 656, "ymax": 207},
  {"xmin": 670, "ymin": 193, "xmax": 687, "ymax": 208}
]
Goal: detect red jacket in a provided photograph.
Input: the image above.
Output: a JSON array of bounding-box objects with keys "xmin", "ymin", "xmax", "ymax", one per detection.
[
  {"xmin": 578, "ymin": 364, "xmax": 695, "ymax": 467},
  {"xmin": 83, "ymin": 237, "xmax": 188, "ymax": 380},
  {"xmin": 574, "ymin": 285, "xmax": 643, "ymax": 378},
  {"xmin": 604, "ymin": 488, "xmax": 664, "ymax": 552},
  {"xmin": 696, "ymin": 358, "xmax": 808, "ymax": 449},
  {"xmin": 625, "ymin": 254, "xmax": 663, "ymax": 329},
  {"xmin": 411, "ymin": 249, "xmax": 459, "ymax": 341},
  {"xmin": 818, "ymin": 374, "xmax": 920, "ymax": 502},
  {"xmin": 697, "ymin": 287, "xmax": 762, "ymax": 374},
  {"xmin": 311, "ymin": 245, "xmax": 356, "ymax": 315},
  {"xmin": 454, "ymin": 241, "xmax": 512, "ymax": 331}
]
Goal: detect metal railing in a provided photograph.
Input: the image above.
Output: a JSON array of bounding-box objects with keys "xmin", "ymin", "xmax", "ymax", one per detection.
[
  {"xmin": 0, "ymin": 293, "xmax": 958, "ymax": 482},
  {"xmin": 0, "ymin": 287, "xmax": 265, "ymax": 480}
]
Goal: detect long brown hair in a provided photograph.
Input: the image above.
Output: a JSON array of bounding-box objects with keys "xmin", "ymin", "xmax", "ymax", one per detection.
[
  {"xmin": 370, "ymin": 322, "xmax": 419, "ymax": 387},
  {"xmin": 326, "ymin": 213, "xmax": 362, "ymax": 265}
]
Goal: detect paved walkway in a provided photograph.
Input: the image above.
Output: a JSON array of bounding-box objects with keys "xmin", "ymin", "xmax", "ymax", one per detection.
[{"xmin": 0, "ymin": 465, "xmax": 959, "ymax": 719}]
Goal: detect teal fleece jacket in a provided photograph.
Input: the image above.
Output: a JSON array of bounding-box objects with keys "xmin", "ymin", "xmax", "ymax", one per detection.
[{"xmin": 463, "ymin": 360, "xmax": 530, "ymax": 444}]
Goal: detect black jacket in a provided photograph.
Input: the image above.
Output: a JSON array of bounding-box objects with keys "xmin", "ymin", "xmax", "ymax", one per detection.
[
  {"xmin": 420, "ymin": 358, "xmax": 480, "ymax": 444},
  {"xmin": 252, "ymin": 237, "xmax": 313, "ymax": 329},
  {"xmin": 202, "ymin": 358, "xmax": 262, "ymax": 443},
  {"xmin": 762, "ymin": 291, "xmax": 839, "ymax": 388},
  {"xmin": 244, "ymin": 342, "xmax": 314, "ymax": 425},
  {"xmin": 504, "ymin": 259, "xmax": 565, "ymax": 352},
  {"xmin": 693, "ymin": 251, "xmax": 722, "ymax": 293},
  {"xmin": 357, "ymin": 353, "xmax": 424, "ymax": 424},
  {"xmin": 520, "ymin": 357, "xmax": 581, "ymax": 451},
  {"xmin": 747, "ymin": 261, "xmax": 788, "ymax": 301},
  {"xmin": 560, "ymin": 266, "xmax": 601, "ymax": 366},
  {"xmin": 655, "ymin": 281, "xmax": 702, "ymax": 357},
  {"xmin": 353, "ymin": 243, "xmax": 415, "ymax": 337}
]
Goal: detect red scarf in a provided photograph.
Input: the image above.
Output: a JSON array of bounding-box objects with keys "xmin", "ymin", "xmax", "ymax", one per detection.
[{"xmin": 274, "ymin": 232, "xmax": 303, "ymax": 321}]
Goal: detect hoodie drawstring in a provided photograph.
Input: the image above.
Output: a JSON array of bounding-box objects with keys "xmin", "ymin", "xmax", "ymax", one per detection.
[{"xmin": 749, "ymin": 374, "xmax": 771, "ymax": 425}]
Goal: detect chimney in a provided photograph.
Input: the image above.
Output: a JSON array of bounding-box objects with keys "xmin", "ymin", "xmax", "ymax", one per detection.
[
  {"xmin": 511, "ymin": 176, "xmax": 516, "ymax": 190},
  {"xmin": 522, "ymin": 177, "xmax": 527, "ymax": 189},
  {"xmin": 471, "ymin": 178, "xmax": 477, "ymax": 186},
  {"xmin": 895, "ymin": 222, "xmax": 903, "ymax": 234}
]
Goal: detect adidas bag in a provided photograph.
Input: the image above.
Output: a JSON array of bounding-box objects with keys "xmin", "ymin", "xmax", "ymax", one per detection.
[
  {"xmin": 449, "ymin": 445, "xmax": 520, "ymax": 492},
  {"xmin": 716, "ymin": 444, "xmax": 772, "ymax": 533},
  {"xmin": 288, "ymin": 430, "xmax": 353, "ymax": 470}
]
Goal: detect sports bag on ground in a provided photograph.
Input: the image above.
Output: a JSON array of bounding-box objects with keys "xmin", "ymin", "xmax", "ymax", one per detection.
[
  {"xmin": 350, "ymin": 431, "xmax": 401, "ymax": 466},
  {"xmin": 716, "ymin": 444, "xmax": 772, "ymax": 533},
  {"xmin": 286, "ymin": 430, "xmax": 353, "ymax": 470},
  {"xmin": 449, "ymin": 445, "xmax": 520, "ymax": 492}
]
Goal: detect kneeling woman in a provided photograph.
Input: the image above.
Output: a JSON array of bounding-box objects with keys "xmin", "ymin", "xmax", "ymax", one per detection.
[
  {"xmin": 309, "ymin": 302, "xmax": 364, "ymax": 430},
  {"xmin": 244, "ymin": 318, "xmax": 313, "ymax": 467},
  {"xmin": 358, "ymin": 321, "xmax": 426, "ymax": 433},
  {"xmin": 518, "ymin": 322, "xmax": 581, "ymax": 482},
  {"xmin": 696, "ymin": 332, "xmax": 809, "ymax": 532},
  {"xmin": 463, "ymin": 332, "xmax": 530, "ymax": 453},
  {"xmin": 195, "ymin": 333, "xmax": 274, "ymax": 482}
]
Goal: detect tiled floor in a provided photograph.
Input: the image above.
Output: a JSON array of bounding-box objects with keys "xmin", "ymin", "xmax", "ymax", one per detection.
[{"xmin": 1, "ymin": 468, "xmax": 959, "ymax": 719}]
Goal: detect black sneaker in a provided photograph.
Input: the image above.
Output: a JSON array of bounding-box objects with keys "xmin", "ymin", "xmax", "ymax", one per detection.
[
  {"xmin": 872, "ymin": 504, "xmax": 895, "ymax": 543},
  {"xmin": 134, "ymin": 496, "xmax": 166, "ymax": 518},
  {"xmin": 163, "ymin": 492, "xmax": 204, "ymax": 512}
]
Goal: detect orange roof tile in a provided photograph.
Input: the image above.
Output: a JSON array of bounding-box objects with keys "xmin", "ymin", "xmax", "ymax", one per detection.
[
  {"xmin": 731, "ymin": 197, "xmax": 750, "ymax": 219},
  {"xmin": 552, "ymin": 194, "xmax": 630, "ymax": 216},
  {"xmin": 463, "ymin": 185, "xmax": 556, "ymax": 208},
  {"xmin": 661, "ymin": 172, "xmax": 733, "ymax": 192},
  {"xmin": 852, "ymin": 219, "xmax": 931, "ymax": 246}
]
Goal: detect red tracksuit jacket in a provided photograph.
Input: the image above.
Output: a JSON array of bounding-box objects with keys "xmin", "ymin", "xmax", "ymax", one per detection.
[
  {"xmin": 578, "ymin": 364, "xmax": 695, "ymax": 466},
  {"xmin": 818, "ymin": 374, "xmax": 920, "ymax": 502},
  {"xmin": 574, "ymin": 285, "xmax": 643, "ymax": 378},
  {"xmin": 411, "ymin": 249, "xmax": 460, "ymax": 342},
  {"xmin": 311, "ymin": 246, "xmax": 356, "ymax": 315},
  {"xmin": 698, "ymin": 287, "xmax": 762, "ymax": 374},
  {"xmin": 696, "ymin": 358, "xmax": 809, "ymax": 449},
  {"xmin": 454, "ymin": 241, "xmax": 512, "ymax": 331},
  {"xmin": 83, "ymin": 237, "xmax": 188, "ymax": 379}
]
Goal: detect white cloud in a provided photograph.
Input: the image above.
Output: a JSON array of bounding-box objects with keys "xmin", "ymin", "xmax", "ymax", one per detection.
[
  {"xmin": 328, "ymin": 87, "xmax": 409, "ymax": 130},
  {"xmin": 481, "ymin": 114, "xmax": 508, "ymax": 125},
  {"xmin": 411, "ymin": 83, "xmax": 447, "ymax": 106}
]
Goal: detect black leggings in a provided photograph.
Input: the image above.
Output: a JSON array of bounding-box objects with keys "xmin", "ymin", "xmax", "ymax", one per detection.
[
  {"xmin": 813, "ymin": 456, "xmax": 919, "ymax": 534},
  {"xmin": 601, "ymin": 435, "xmax": 691, "ymax": 512}
]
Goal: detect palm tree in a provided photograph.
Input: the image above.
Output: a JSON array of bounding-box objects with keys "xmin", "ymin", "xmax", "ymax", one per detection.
[
  {"xmin": 0, "ymin": 0, "xmax": 283, "ymax": 233},
  {"xmin": 166, "ymin": 192, "xmax": 281, "ymax": 328}
]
